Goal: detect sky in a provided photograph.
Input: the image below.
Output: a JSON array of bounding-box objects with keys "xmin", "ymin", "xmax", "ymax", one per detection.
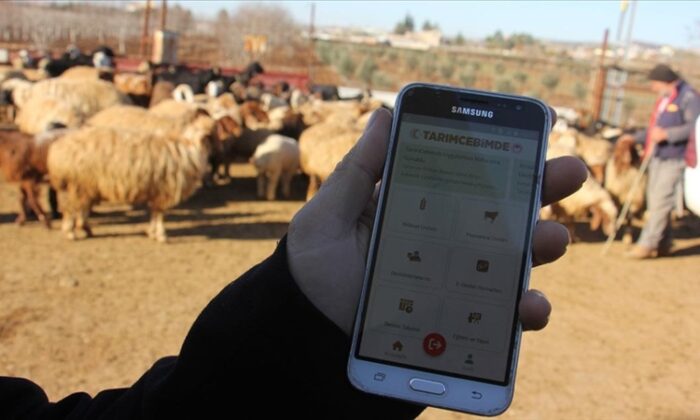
[{"xmin": 171, "ymin": 0, "xmax": 699, "ymax": 49}]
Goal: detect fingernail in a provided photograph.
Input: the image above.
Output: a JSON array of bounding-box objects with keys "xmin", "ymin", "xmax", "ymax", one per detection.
[{"xmin": 530, "ymin": 289, "xmax": 547, "ymax": 301}]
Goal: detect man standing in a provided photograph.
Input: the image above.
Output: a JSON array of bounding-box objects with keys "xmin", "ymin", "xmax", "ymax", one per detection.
[{"xmin": 623, "ymin": 64, "xmax": 700, "ymax": 259}]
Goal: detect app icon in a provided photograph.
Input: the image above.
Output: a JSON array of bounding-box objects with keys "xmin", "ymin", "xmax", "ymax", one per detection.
[
  {"xmin": 392, "ymin": 340, "xmax": 404, "ymax": 352},
  {"xmin": 398, "ymin": 298, "xmax": 414, "ymax": 314},
  {"xmin": 407, "ymin": 251, "xmax": 422, "ymax": 262},
  {"xmin": 423, "ymin": 333, "xmax": 446, "ymax": 357},
  {"xmin": 484, "ymin": 211, "xmax": 499, "ymax": 223},
  {"xmin": 468, "ymin": 312, "xmax": 482, "ymax": 324},
  {"xmin": 476, "ymin": 259, "xmax": 490, "ymax": 273}
]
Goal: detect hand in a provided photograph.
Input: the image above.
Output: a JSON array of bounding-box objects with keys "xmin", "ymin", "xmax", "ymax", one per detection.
[
  {"xmin": 649, "ymin": 126, "xmax": 668, "ymax": 144},
  {"xmin": 288, "ymin": 108, "xmax": 588, "ymax": 335}
]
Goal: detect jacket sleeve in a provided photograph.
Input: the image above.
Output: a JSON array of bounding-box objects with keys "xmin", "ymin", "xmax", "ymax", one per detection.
[
  {"xmin": 0, "ymin": 236, "xmax": 426, "ymax": 419},
  {"xmin": 665, "ymin": 91, "xmax": 700, "ymax": 144}
]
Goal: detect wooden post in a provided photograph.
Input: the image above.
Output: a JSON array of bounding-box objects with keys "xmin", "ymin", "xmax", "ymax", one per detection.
[
  {"xmin": 160, "ymin": 0, "xmax": 167, "ymax": 32},
  {"xmin": 308, "ymin": 2, "xmax": 315, "ymax": 86},
  {"xmin": 592, "ymin": 28, "xmax": 609, "ymax": 123},
  {"xmin": 139, "ymin": 0, "xmax": 152, "ymax": 59}
]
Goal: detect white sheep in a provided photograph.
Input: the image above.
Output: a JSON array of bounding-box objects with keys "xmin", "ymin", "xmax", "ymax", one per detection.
[
  {"xmin": 15, "ymin": 96, "xmax": 84, "ymax": 134},
  {"xmin": 541, "ymin": 142, "xmax": 618, "ymax": 239},
  {"xmin": 250, "ymin": 134, "xmax": 300, "ymax": 200},
  {"xmin": 14, "ymin": 78, "xmax": 128, "ymax": 134},
  {"xmin": 48, "ymin": 115, "xmax": 216, "ymax": 242}
]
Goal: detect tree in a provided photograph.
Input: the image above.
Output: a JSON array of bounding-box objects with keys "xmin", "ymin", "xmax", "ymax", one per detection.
[
  {"xmin": 573, "ymin": 82, "xmax": 587, "ymax": 103},
  {"xmin": 541, "ymin": 73, "xmax": 560, "ymax": 93},
  {"xmin": 406, "ymin": 53, "xmax": 419, "ymax": 69},
  {"xmin": 422, "ymin": 20, "xmax": 438, "ymax": 31},
  {"xmin": 459, "ymin": 70, "xmax": 476, "ymax": 87},
  {"xmin": 440, "ymin": 62, "xmax": 455, "ymax": 79},
  {"xmin": 454, "ymin": 32, "xmax": 466, "ymax": 45},
  {"xmin": 316, "ymin": 43, "xmax": 332, "ymax": 64},
  {"xmin": 394, "ymin": 14, "xmax": 415, "ymax": 34},
  {"xmin": 339, "ymin": 54, "xmax": 356, "ymax": 78},
  {"xmin": 495, "ymin": 78, "xmax": 515, "ymax": 93},
  {"xmin": 514, "ymin": 71, "xmax": 528, "ymax": 87},
  {"xmin": 485, "ymin": 30, "xmax": 505, "ymax": 48}
]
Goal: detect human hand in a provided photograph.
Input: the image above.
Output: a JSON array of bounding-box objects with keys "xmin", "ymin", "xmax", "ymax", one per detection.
[
  {"xmin": 287, "ymin": 108, "xmax": 588, "ymax": 335},
  {"xmin": 649, "ymin": 126, "xmax": 668, "ymax": 144}
]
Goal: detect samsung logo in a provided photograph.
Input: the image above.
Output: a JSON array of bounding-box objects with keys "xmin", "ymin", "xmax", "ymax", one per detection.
[{"xmin": 451, "ymin": 106, "xmax": 494, "ymax": 118}]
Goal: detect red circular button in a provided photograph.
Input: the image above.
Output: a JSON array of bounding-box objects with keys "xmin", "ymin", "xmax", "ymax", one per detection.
[{"xmin": 423, "ymin": 333, "xmax": 446, "ymax": 356}]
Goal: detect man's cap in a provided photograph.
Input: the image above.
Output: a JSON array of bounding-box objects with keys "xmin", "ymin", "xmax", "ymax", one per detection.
[{"xmin": 648, "ymin": 64, "xmax": 679, "ymax": 83}]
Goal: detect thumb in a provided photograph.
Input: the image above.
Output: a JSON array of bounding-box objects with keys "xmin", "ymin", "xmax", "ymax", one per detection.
[{"xmin": 311, "ymin": 107, "xmax": 393, "ymax": 227}]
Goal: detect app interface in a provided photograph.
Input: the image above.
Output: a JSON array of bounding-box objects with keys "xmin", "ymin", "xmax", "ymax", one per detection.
[{"xmin": 358, "ymin": 112, "xmax": 541, "ymax": 383}]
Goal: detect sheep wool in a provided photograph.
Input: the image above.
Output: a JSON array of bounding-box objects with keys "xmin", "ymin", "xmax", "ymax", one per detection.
[{"xmin": 48, "ymin": 116, "xmax": 215, "ymax": 242}]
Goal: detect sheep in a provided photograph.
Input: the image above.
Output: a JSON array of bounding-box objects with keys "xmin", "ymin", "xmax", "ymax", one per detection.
[
  {"xmin": 1, "ymin": 77, "xmax": 33, "ymax": 108},
  {"xmin": 24, "ymin": 78, "xmax": 128, "ymax": 115},
  {"xmin": 0, "ymin": 128, "xmax": 67, "ymax": 227},
  {"xmin": 604, "ymin": 139, "xmax": 646, "ymax": 244},
  {"xmin": 149, "ymin": 80, "xmax": 175, "ymax": 108},
  {"xmin": 203, "ymin": 100, "xmax": 270, "ymax": 182},
  {"xmin": 541, "ymin": 142, "xmax": 618, "ymax": 240},
  {"xmin": 226, "ymin": 100, "xmax": 272, "ymax": 158},
  {"xmin": 250, "ymin": 134, "xmax": 300, "ymax": 200},
  {"xmin": 260, "ymin": 92, "xmax": 288, "ymax": 110},
  {"xmin": 266, "ymin": 105, "xmax": 306, "ymax": 139},
  {"xmin": 14, "ymin": 78, "xmax": 128, "ymax": 133},
  {"xmin": 88, "ymin": 104, "xmax": 191, "ymax": 133},
  {"xmin": 58, "ymin": 65, "xmax": 102, "ymax": 80},
  {"xmin": 550, "ymin": 128, "xmax": 612, "ymax": 183},
  {"xmin": 48, "ymin": 114, "xmax": 216, "ymax": 242},
  {"xmin": 15, "ymin": 96, "xmax": 84, "ymax": 134},
  {"xmin": 576, "ymin": 132, "xmax": 613, "ymax": 183},
  {"xmin": 299, "ymin": 107, "xmax": 365, "ymax": 200},
  {"xmin": 88, "ymin": 104, "xmax": 242, "ymax": 185},
  {"xmin": 113, "ymin": 72, "xmax": 153, "ymax": 107},
  {"xmin": 149, "ymin": 98, "xmax": 199, "ymax": 120}
]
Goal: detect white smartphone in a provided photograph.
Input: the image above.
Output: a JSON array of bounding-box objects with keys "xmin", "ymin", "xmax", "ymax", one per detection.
[{"xmin": 348, "ymin": 83, "xmax": 550, "ymax": 415}]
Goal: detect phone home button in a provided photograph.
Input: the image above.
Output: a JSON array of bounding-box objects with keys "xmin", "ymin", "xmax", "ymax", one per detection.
[{"xmin": 409, "ymin": 378, "xmax": 446, "ymax": 395}]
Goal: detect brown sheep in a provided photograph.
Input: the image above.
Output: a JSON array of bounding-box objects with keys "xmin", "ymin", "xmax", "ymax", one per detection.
[
  {"xmin": 0, "ymin": 128, "xmax": 66, "ymax": 226},
  {"xmin": 604, "ymin": 139, "xmax": 646, "ymax": 244}
]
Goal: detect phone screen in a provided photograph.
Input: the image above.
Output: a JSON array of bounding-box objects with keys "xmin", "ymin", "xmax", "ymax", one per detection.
[{"xmin": 356, "ymin": 110, "xmax": 544, "ymax": 385}]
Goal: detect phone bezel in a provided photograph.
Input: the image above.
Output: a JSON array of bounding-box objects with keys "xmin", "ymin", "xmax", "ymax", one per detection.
[{"xmin": 347, "ymin": 83, "xmax": 550, "ymax": 415}]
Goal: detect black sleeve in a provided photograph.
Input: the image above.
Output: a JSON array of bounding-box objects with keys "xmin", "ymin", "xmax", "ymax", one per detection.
[{"xmin": 0, "ymin": 236, "xmax": 426, "ymax": 419}]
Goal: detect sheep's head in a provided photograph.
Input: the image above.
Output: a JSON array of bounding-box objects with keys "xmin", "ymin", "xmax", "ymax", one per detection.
[
  {"xmin": 215, "ymin": 115, "xmax": 242, "ymax": 142},
  {"xmin": 613, "ymin": 139, "xmax": 640, "ymax": 173},
  {"xmin": 239, "ymin": 100, "xmax": 270, "ymax": 129},
  {"xmin": 1, "ymin": 78, "xmax": 33, "ymax": 108},
  {"xmin": 183, "ymin": 111, "xmax": 217, "ymax": 151}
]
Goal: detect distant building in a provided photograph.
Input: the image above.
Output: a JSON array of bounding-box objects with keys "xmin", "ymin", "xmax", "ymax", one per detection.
[
  {"xmin": 313, "ymin": 26, "xmax": 442, "ymax": 50},
  {"xmin": 386, "ymin": 30, "xmax": 442, "ymax": 50}
]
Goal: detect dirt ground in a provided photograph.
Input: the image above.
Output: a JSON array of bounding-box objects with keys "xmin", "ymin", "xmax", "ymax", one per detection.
[{"xmin": 0, "ymin": 163, "xmax": 698, "ymax": 419}]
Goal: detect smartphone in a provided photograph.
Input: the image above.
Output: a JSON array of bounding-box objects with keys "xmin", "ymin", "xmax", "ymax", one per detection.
[{"xmin": 348, "ymin": 83, "xmax": 550, "ymax": 415}]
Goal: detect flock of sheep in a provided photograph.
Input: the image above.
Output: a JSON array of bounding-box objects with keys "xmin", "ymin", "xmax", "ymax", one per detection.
[
  {"xmin": 542, "ymin": 123, "xmax": 645, "ymax": 243},
  {"xmin": 0, "ymin": 54, "xmax": 383, "ymax": 242},
  {"xmin": 0, "ymin": 46, "xmax": 646, "ymax": 245}
]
